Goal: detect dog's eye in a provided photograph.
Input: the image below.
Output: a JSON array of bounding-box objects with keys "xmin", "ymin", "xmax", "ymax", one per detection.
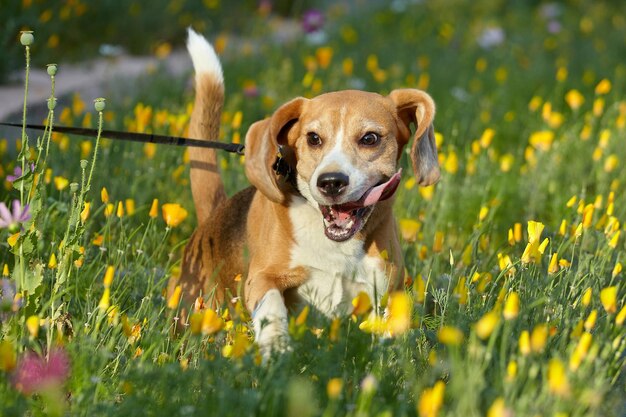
[
  {"xmin": 307, "ymin": 132, "xmax": 322, "ymax": 147},
  {"xmin": 359, "ymin": 132, "xmax": 380, "ymax": 146}
]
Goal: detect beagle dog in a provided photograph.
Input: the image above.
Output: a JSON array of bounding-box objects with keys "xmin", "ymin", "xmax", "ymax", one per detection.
[{"xmin": 176, "ymin": 29, "xmax": 439, "ymax": 355}]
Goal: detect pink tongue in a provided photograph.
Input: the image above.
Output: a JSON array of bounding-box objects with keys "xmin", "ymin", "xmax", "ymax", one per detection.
[{"xmin": 338, "ymin": 169, "xmax": 402, "ymax": 211}]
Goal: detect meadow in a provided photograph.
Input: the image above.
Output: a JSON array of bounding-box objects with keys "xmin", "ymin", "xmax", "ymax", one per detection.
[{"xmin": 0, "ymin": 1, "xmax": 625, "ymax": 416}]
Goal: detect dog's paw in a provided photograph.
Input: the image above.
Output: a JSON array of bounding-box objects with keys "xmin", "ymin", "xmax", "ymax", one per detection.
[
  {"xmin": 252, "ymin": 289, "xmax": 291, "ymax": 361},
  {"xmin": 256, "ymin": 320, "xmax": 291, "ymax": 360}
]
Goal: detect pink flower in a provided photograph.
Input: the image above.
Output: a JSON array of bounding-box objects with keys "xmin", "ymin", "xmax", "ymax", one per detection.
[
  {"xmin": 0, "ymin": 200, "xmax": 31, "ymax": 232},
  {"xmin": 13, "ymin": 348, "xmax": 70, "ymax": 394},
  {"xmin": 302, "ymin": 9, "xmax": 325, "ymax": 34}
]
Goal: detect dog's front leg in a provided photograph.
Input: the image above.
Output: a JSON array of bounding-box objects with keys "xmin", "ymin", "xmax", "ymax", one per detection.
[{"xmin": 246, "ymin": 274, "xmax": 290, "ymax": 359}]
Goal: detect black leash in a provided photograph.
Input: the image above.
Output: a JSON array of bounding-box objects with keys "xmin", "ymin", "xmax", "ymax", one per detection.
[
  {"xmin": 0, "ymin": 122, "xmax": 298, "ymax": 186},
  {"xmin": 0, "ymin": 122, "xmax": 245, "ymax": 155}
]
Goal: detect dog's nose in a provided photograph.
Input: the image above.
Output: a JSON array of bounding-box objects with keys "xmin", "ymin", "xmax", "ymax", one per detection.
[{"xmin": 317, "ymin": 172, "xmax": 349, "ymax": 197}]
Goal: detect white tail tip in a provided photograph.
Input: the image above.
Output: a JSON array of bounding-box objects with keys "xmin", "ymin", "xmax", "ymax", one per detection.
[{"xmin": 186, "ymin": 27, "xmax": 223, "ymax": 83}]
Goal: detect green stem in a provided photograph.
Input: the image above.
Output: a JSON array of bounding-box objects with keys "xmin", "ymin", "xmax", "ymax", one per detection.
[
  {"xmin": 19, "ymin": 45, "xmax": 31, "ymax": 205},
  {"xmin": 86, "ymin": 111, "xmax": 104, "ymax": 194}
]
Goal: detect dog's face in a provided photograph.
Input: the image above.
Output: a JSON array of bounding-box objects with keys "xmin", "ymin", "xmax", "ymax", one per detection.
[{"xmin": 245, "ymin": 89, "xmax": 439, "ymax": 242}]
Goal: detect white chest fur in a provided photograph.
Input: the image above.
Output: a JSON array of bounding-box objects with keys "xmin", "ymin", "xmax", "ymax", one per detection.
[{"xmin": 288, "ymin": 198, "xmax": 389, "ymax": 317}]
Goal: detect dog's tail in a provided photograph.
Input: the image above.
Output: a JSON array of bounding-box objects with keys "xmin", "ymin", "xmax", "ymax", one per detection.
[{"xmin": 186, "ymin": 28, "xmax": 226, "ymax": 224}]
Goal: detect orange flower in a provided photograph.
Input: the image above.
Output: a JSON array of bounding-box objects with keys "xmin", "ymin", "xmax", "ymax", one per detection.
[{"xmin": 162, "ymin": 203, "xmax": 188, "ymax": 227}]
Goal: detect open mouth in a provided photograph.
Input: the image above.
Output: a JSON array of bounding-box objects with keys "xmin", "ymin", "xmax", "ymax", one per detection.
[{"xmin": 319, "ymin": 170, "xmax": 402, "ymax": 242}]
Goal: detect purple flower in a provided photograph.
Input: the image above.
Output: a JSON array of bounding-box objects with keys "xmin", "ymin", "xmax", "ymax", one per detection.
[
  {"xmin": 6, "ymin": 163, "xmax": 35, "ymax": 183},
  {"xmin": 13, "ymin": 348, "xmax": 70, "ymax": 394},
  {"xmin": 302, "ymin": 9, "xmax": 324, "ymax": 34},
  {"xmin": 6, "ymin": 167, "xmax": 22, "ymax": 183},
  {"xmin": 477, "ymin": 27, "xmax": 505, "ymax": 49},
  {"xmin": 0, "ymin": 200, "xmax": 31, "ymax": 232},
  {"xmin": 0, "ymin": 278, "xmax": 21, "ymax": 318}
]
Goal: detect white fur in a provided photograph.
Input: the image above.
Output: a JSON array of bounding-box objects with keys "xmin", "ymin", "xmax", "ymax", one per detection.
[
  {"xmin": 288, "ymin": 197, "xmax": 388, "ymax": 316},
  {"xmin": 307, "ymin": 106, "xmax": 374, "ymax": 205},
  {"xmin": 186, "ymin": 28, "xmax": 223, "ymax": 84},
  {"xmin": 252, "ymin": 289, "xmax": 289, "ymax": 357}
]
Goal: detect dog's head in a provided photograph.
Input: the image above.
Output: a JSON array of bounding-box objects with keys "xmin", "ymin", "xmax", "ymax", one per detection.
[{"xmin": 245, "ymin": 89, "xmax": 439, "ymax": 242}]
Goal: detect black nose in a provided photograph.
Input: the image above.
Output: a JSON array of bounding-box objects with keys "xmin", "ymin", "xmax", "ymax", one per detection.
[{"xmin": 317, "ymin": 172, "xmax": 349, "ymax": 197}]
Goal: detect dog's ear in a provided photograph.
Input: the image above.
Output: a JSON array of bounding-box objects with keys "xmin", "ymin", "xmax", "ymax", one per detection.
[
  {"xmin": 388, "ymin": 89, "xmax": 440, "ymax": 186},
  {"xmin": 244, "ymin": 97, "xmax": 305, "ymax": 203}
]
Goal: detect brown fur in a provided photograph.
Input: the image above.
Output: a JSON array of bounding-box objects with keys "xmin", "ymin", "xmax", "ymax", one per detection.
[{"xmin": 174, "ymin": 64, "xmax": 438, "ymax": 322}]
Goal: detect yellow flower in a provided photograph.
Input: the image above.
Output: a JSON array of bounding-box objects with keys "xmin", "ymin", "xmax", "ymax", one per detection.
[
  {"xmin": 548, "ymin": 253, "xmax": 559, "ymax": 274},
  {"xmin": 581, "ymin": 287, "xmax": 592, "ymax": 307},
  {"xmin": 616, "ymin": 305, "xmax": 626, "ymax": 326},
  {"xmin": 600, "ymin": 286, "xmax": 617, "ymax": 313},
  {"xmin": 595, "ymin": 78, "xmax": 611, "ymax": 95},
  {"xmin": 223, "ymin": 333, "xmax": 249, "ymax": 359},
  {"xmin": 101, "ymin": 187, "xmax": 109, "ymax": 203},
  {"xmin": 548, "ymin": 358, "xmax": 570, "ymax": 397},
  {"xmin": 417, "ymin": 381, "xmax": 445, "ymax": 417},
  {"xmin": 351, "ymin": 291, "xmax": 372, "ymax": 316},
  {"xmin": 530, "ymin": 324, "xmax": 548, "ymax": 353},
  {"xmin": 399, "ymin": 219, "xmax": 421, "ymax": 242},
  {"xmin": 387, "ymin": 291, "xmax": 412, "ymax": 336},
  {"xmin": 499, "ymin": 154, "xmax": 514, "ymax": 172},
  {"xmin": 143, "ymin": 143, "xmax": 157, "ymax": 159},
  {"xmin": 593, "ymin": 97, "xmax": 605, "ymax": 116},
  {"xmin": 584, "ymin": 309, "xmax": 597, "ymax": 331},
  {"xmin": 506, "ymin": 361, "xmax": 517, "ymax": 381},
  {"xmin": 315, "ymin": 46, "xmax": 333, "ymax": 70},
  {"xmin": 99, "ymin": 288, "xmax": 111, "ymax": 310},
  {"xmin": 0, "ymin": 340, "xmax": 16, "ymax": 372},
  {"xmin": 479, "ymin": 128, "xmax": 495, "ymax": 148},
  {"xmin": 103, "ymin": 265, "xmax": 115, "ymax": 288},
  {"xmin": 48, "ymin": 253, "xmax": 57, "ymax": 269},
  {"xmin": 487, "ymin": 398, "xmax": 510, "ymax": 417},
  {"xmin": 478, "ymin": 206, "xmax": 489, "ymax": 222},
  {"xmin": 92, "ymin": 234, "xmax": 104, "ymax": 246},
  {"xmin": 26, "ymin": 315, "xmax": 40, "ymax": 338},
  {"xmin": 116, "ymin": 201, "xmax": 124, "ymax": 218},
  {"xmin": 529, "ymin": 130, "xmax": 554, "ymax": 151},
  {"xmin": 437, "ymin": 326, "xmax": 464, "ymax": 346},
  {"xmin": 519, "ymin": 330, "xmax": 531, "ymax": 356},
  {"xmin": 612, "ymin": 262, "xmax": 622, "ymax": 278},
  {"xmin": 565, "ymin": 89, "xmax": 585, "ymax": 111},
  {"xmin": 453, "ymin": 276, "xmax": 467, "ymax": 305},
  {"xmin": 608, "ymin": 230, "xmax": 620, "ymax": 248},
  {"xmin": 2, "ymin": 264, "xmax": 8, "ymax": 277},
  {"xmin": 201, "ymin": 308, "xmax": 224, "ymax": 335},
  {"xmin": 125, "ymin": 199, "xmax": 135, "ymax": 216},
  {"xmin": 80, "ymin": 202, "xmax": 90, "ymax": 223},
  {"xmin": 231, "ymin": 111, "xmax": 243, "ymax": 130},
  {"xmin": 521, "ymin": 221, "xmax": 548, "ymax": 264},
  {"xmin": 419, "ymin": 185, "xmax": 435, "ymax": 201},
  {"xmin": 443, "ymin": 149, "xmax": 458, "ymax": 174},
  {"xmin": 104, "ymin": 203, "xmax": 114, "ymax": 217},
  {"xmin": 475, "ymin": 310, "xmax": 499, "ymax": 340},
  {"xmin": 503, "ymin": 292, "xmax": 520, "ymax": 320},
  {"xmin": 414, "ymin": 276, "xmax": 426, "ymax": 304},
  {"xmin": 167, "ymin": 285, "xmax": 182, "ymax": 309},
  {"xmin": 570, "ymin": 332, "xmax": 592, "ymax": 371},
  {"xmin": 582, "ymin": 204, "xmax": 594, "ymax": 229},
  {"xmin": 149, "ymin": 199, "xmax": 159, "ymax": 218},
  {"xmin": 162, "ymin": 203, "xmax": 188, "ymax": 227},
  {"xmin": 433, "ymin": 231, "xmax": 444, "ymax": 253},
  {"xmin": 53, "ymin": 176, "xmax": 69, "ymax": 191},
  {"xmin": 327, "ymin": 378, "xmax": 343, "ymax": 400},
  {"xmin": 604, "ymin": 155, "xmax": 619, "ymax": 173}
]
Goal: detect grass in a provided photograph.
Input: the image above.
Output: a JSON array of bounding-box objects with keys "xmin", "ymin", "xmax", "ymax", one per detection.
[{"xmin": 0, "ymin": 1, "xmax": 625, "ymax": 416}]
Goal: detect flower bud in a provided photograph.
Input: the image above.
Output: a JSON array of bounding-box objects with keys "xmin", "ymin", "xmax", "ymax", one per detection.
[
  {"xmin": 20, "ymin": 31, "xmax": 34, "ymax": 46},
  {"xmin": 94, "ymin": 98, "xmax": 106, "ymax": 112},
  {"xmin": 46, "ymin": 64, "xmax": 57, "ymax": 76},
  {"xmin": 80, "ymin": 160, "xmax": 88, "ymax": 169},
  {"xmin": 47, "ymin": 97, "xmax": 57, "ymax": 110},
  {"xmin": 70, "ymin": 182, "xmax": 79, "ymax": 193}
]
